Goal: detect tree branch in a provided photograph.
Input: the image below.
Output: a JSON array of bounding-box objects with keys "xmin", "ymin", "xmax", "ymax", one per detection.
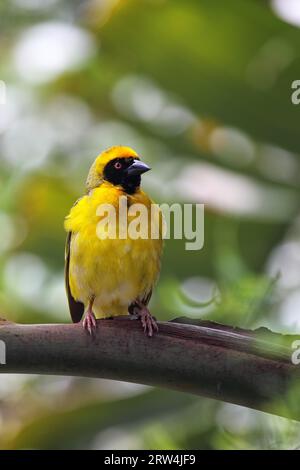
[{"xmin": 0, "ymin": 317, "xmax": 300, "ymax": 420}]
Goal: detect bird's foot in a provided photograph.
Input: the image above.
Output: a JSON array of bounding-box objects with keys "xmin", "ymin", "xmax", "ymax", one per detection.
[
  {"xmin": 133, "ymin": 302, "xmax": 158, "ymax": 337},
  {"xmin": 83, "ymin": 310, "xmax": 97, "ymax": 336}
]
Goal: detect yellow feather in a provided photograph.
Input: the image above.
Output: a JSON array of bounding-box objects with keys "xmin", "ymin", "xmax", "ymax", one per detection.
[{"xmin": 65, "ymin": 147, "xmax": 163, "ymax": 319}]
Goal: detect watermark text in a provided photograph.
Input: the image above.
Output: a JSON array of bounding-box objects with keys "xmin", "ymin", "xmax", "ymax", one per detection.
[
  {"xmin": 0, "ymin": 80, "xmax": 6, "ymax": 105},
  {"xmin": 0, "ymin": 340, "xmax": 6, "ymax": 365},
  {"xmin": 96, "ymin": 197, "xmax": 204, "ymax": 251}
]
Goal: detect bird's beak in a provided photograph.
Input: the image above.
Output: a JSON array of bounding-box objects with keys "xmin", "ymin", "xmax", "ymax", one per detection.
[{"xmin": 126, "ymin": 159, "xmax": 151, "ymax": 176}]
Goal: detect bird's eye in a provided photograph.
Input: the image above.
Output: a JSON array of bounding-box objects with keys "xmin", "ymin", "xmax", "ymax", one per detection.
[{"xmin": 114, "ymin": 162, "xmax": 122, "ymax": 170}]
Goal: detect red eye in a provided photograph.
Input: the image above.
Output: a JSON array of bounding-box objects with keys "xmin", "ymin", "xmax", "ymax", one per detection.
[{"xmin": 114, "ymin": 162, "xmax": 122, "ymax": 170}]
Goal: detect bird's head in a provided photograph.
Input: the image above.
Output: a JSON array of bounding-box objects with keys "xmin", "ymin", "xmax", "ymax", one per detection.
[{"xmin": 86, "ymin": 146, "xmax": 151, "ymax": 194}]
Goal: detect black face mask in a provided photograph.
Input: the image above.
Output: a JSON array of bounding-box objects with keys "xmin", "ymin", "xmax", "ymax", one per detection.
[{"xmin": 103, "ymin": 157, "xmax": 151, "ymax": 194}]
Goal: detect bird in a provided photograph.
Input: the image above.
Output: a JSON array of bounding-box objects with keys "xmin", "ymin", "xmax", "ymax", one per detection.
[{"xmin": 64, "ymin": 145, "xmax": 163, "ymax": 337}]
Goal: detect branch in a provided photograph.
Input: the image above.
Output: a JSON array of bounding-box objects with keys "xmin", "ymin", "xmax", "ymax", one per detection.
[{"xmin": 0, "ymin": 317, "xmax": 300, "ymax": 420}]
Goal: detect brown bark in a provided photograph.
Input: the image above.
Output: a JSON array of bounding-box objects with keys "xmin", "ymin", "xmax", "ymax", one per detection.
[{"xmin": 0, "ymin": 317, "xmax": 300, "ymax": 420}]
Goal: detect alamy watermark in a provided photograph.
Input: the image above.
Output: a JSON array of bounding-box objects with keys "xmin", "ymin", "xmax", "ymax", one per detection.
[
  {"xmin": 0, "ymin": 80, "xmax": 6, "ymax": 105},
  {"xmin": 0, "ymin": 340, "xmax": 6, "ymax": 365},
  {"xmin": 291, "ymin": 340, "xmax": 300, "ymax": 365},
  {"xmin": 291, "ymin": 80, "xmax": 300, "ymax": 105},
  {"xmin": 96, "ymin": 197, "xmax": 204, "ymax": 251}
]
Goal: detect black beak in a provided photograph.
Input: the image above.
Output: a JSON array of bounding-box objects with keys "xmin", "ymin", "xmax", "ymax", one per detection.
[{"xmin": 126, "ymin": 159, "xmax": 151, "ymax": 176}]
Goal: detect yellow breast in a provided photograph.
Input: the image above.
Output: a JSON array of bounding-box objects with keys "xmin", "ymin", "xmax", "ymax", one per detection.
[{"xmin": 65, "ymin": 183, "xmax": 163, "ymax": 318}]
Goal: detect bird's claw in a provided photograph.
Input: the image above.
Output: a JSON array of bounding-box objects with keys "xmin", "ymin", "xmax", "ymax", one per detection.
[
  {"xmin": 134, "ymin": 304, "xmax": 158, "ymax": 337},
  {"xmin": 83, "ymin": 311, "xmax": 97, "ymax": 336}
]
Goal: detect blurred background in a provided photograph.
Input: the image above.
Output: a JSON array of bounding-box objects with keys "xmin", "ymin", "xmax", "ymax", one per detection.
[{"xmin": 0, "ymin": 0, "xmax": 300, "ymax": 450}]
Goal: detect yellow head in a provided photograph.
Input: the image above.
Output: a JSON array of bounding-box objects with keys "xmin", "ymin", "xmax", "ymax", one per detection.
[{"xmin": 86, "ymin": 146, "xmax": 150, "ymax": 194}]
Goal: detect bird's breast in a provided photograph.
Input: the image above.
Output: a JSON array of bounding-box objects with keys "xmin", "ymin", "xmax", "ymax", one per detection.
[{"xmin": 66, "ymin": 186, "xmax": 163, "ymax": 316}]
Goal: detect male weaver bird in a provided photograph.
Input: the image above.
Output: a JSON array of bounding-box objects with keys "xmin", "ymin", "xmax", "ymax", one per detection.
[{"xmin": 64, "ymin": 146, "xmax": 163, "ymax": 336}]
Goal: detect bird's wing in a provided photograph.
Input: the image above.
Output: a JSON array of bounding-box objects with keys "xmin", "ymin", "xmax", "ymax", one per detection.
[
  {"xmin": 65, "ymin": 231, "xmax": 85, "ymax": 323},
  {"xmin": 142, "ymin": 290, "xmax": 153, "ymax": 306}
]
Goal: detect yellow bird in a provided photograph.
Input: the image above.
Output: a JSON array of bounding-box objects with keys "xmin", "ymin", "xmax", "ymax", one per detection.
[{"xmin": 64, "ymin": 146, "xmax": 163, "ymax": 336}]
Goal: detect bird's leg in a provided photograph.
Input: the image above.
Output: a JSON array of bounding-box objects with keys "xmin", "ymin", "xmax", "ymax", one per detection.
[
  {"xmin": 131, "ymin": 300, "xmax": 158, "ymax": 337},
  {"xmin": 83, "ymin": 297, "xmax": 97, "ymax": 335}
]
